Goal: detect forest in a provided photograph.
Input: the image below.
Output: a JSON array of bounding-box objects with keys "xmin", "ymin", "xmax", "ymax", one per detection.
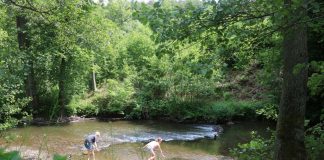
[{"xmin": 0, "ymin": 0, "xmax": 323, "ymax": 160}]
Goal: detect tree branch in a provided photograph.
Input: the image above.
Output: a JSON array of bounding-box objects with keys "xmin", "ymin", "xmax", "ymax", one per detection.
[{"xmin": 3, "ymin": 0, "xmax": 52, "ymax": 14}]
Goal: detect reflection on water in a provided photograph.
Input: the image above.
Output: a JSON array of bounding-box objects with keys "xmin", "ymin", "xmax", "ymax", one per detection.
[{"xmin": 0, "ymin": 120, "xmax": 273, "ymax": 160}]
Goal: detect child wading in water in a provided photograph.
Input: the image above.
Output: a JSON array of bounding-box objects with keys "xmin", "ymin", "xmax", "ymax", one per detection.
[
  {"xmin": 143, "ymin": 137, "xmax": 166, "ymax": 160},
  {"xmin": 84, "ymin": 131, "xmax": 100, "ymax": 160}
]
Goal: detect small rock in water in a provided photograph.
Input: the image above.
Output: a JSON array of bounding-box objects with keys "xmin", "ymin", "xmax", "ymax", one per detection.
[
  {"xmin": 212, "ymin": 125, "xmax": 224, "ymax": 133},
  {"xmin": 212, "ymin": 125, "xmax": 224, "ymax": 139}
]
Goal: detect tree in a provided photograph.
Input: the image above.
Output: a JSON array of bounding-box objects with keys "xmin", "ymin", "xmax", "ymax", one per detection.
[
  {"xmin": 0, "ymin": 4, "xmax": 30, "ymax": 130},
  {"xmin": 274, "ymin": 0, "xmax": 308, "ymax": 159},
  {"xmin": 16, "ymin": 10, "xmax": 40, "ymax": 112}
]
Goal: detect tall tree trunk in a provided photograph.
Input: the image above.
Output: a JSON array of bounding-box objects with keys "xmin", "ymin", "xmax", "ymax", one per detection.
[
  {"xmin": 16, "ymin": 15, "xmax": 39, "ymax": 110},
  {"xmin": 90, "ymin": 63, "xmax": 97, "ymax": 91},
  {"xmin": 58, "ymin": 58, "xmax": 66, "ymax": 119},
  {"xmin": 16, "ymin": 16, "xmax": 29, "ymax": 49},
  {"xmin": 92, "ymin": 70, "xmax": 97, "ymax": 91},
  {"xmin": 274, "ymin": 0, "xmax": 308, "ymax": 159}
]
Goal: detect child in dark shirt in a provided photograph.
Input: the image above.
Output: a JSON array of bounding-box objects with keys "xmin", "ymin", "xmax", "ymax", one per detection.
[{"xmin": 84, "ymin": 131, "xmax": 100, "ymax": 160}]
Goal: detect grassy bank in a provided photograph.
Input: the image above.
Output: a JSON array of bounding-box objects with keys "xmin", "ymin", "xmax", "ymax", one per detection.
[
  {"xmin": 204, "ymin": 100, "xmax": 262, "ymax": 123},
  {"xmin": 68, "ymin": 91, "xmax": 262, "ymax": 123}
]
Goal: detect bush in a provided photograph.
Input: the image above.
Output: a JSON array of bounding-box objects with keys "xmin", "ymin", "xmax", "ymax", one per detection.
[
  {"xmin": 0, "ymin": 149, "xmax": 21, "ymax": 160},
  {"xmin": 305, "ymin": 122, "xmax": 324, "ymax": 160},
  {"xmin": 97, "ymin": 79, "xmax": 135, "ymax": 116},
  {"xmin": 68, "ymin": 95, "xmax": 99, "ymax": 117},
  {"xmin": 231, "ymin": 122, "xmax": 324, "ymax": 160},
  {"xmin": 74, "ymin": 103, "xmax": 98, "ymax": 117},
  {"xmin": 68, "ymin": 79, "xmax": 135, "ymax": 117},
  {"xmin": 132, "ymin": 99, "xmax": 261, "ymax": 123},
  {"xmin": 256, "ymin": 103, "xmax": 278, "ymax": 121},
  {"xmin": 126, "ymin": 103, "xmax": 142, "ymax": 119},
  {"xmin": 165, "ymin": 100, "xmax": 206, "ymax": 122},
  {"xmin": 0, "ymin": 81, "xmax": 30, "ymax": 131},
  {"xmin": 205, "ymin": 100, "xmax": 261, "ymax": 122},
  {"xmin": 223, "ymin": 92, "xmax": 233, "ymax": 101},
  {"xmin": 136, "ymin": 97, "xmax": 208, "ymax": 122},
  {"xmin": 0, "ymin": 148, "xmax": 68, "ymax": 160},
  {"xmin": 53, "ymin": 154, "xmax": 67, "ymax": 160},
  {"xmin": 230, "ymin": 131, "xmax": 274, "ymax": 160},
  {"xmin": 37, "ymin": 85, "xmax": 60, "ymax": 119}
]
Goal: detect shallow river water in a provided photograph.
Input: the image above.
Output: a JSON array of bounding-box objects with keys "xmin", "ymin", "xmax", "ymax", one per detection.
[{"xmin": 0, "ymin": 120, "xmax": 273, "ymax": 160}]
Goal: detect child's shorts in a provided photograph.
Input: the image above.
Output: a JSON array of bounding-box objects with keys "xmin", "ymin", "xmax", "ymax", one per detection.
[{"xmin": 84, "ymin": 140, "xmax": 93, "ymax": 150}]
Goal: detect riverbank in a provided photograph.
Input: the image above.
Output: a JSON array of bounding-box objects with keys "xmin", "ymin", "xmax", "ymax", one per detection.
[
  {"xmin": 20, "ymin": 116, "xmax": 125, "ymax": 126},
  {"xmin": 26, "ymin": 113, "xmax": 241, "ymax": 127},
  {"xmin": 48, "ymin": 100, "xmax": 262, "ymax": 127}
]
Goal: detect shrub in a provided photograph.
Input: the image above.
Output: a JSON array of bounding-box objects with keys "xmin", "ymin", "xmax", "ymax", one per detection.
[
  {"xmin": 68, "ymin": 95, "xmax": 99, "ymax": 117},
  {"xmin": 206, "ymin": 100, "xmax": 260, "ymax": 122},
  {"xmin": 127, "ymin": 103, "xmax": 143, "ymax": 119},
  {"xmin": 0, "ymin": 148, "xmax": 68, "ymax": 160},
  {"xmin": 97, "ymin": 79, "xmax": 135, "ymax": 116},
  {"xmin": 230, "ymin": 131, "xmax": 274, "ymax": 160},
  {"xmin": 231, "ymin": 122, "xmax": 324, "ymax": 160},
  {"xmin": 68, "ymin": 79, "xmax": 136, "ymax": 117},
  {"xmin": 256, "ymin": 103, "xmax": 278, "ymax": 121},
  {"xmin": 138, "ymin": 99, "xmax": 261, "ymax": 122},
  {"xmin": 0, "ymin": 149, "xmax": 21, "ymax": 160},
  {"xmin": 53, "ymin": 154, "xmax": 67, "ymax": 160},
  {"xmin": 223, "ymin": 91, "xmax": 233, "ymax": 101},
  {"xmin": 305, "ymin": 122, "xmax": 324, "ymax": 160},
  {"xmin": 0, "ymin": 84, "xmax": 30, "ymax": 131},
  {"xmin": 165, "ymin": 100, "xmax": 206, "ymax": 122}
]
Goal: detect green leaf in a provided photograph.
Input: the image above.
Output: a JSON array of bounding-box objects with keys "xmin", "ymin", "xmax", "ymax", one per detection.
[
  {"xmin": 293, "ymin": 63, "xmax": 307, "ymax": 75},
  {"xmin": 53, "ymin": 154, "xmax": 67, "ymax": 160}
]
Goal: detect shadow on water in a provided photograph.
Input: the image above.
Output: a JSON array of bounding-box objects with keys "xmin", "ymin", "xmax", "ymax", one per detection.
[{"xmin": 0, "ymin": 120, "xmax": 274, "ymax": 160}]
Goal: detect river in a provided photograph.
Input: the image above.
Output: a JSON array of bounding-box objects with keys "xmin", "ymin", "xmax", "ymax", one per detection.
[{"xmin": 0, "ymin": 120, "xmax": 273, "ymax": 160}]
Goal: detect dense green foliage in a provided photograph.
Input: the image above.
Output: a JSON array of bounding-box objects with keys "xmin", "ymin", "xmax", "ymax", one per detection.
[
  {"xmin": 0, "ymin": 0, "xmax": 323, "ymax": 158},
  {"xmin": 0, "ymin": 0, "xmax": 322, "ymax": 121},
  {"xmin": 0, "ymin": 149, "xmax": 21, "ymax": 160},
  {"xmin": 230, "ymin": 131, "xmax": 275, "ymax": 160},
  {"xmin": 0, "ymin": 148, "xmax": 68, "ymax": 160},
  {"xmin": 1, "ymin": 0, "xmax": 272, "ymax": 126},
  {"xmin": 231, "ymin": 120, "xmax": 324, "ymax": 160}
]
